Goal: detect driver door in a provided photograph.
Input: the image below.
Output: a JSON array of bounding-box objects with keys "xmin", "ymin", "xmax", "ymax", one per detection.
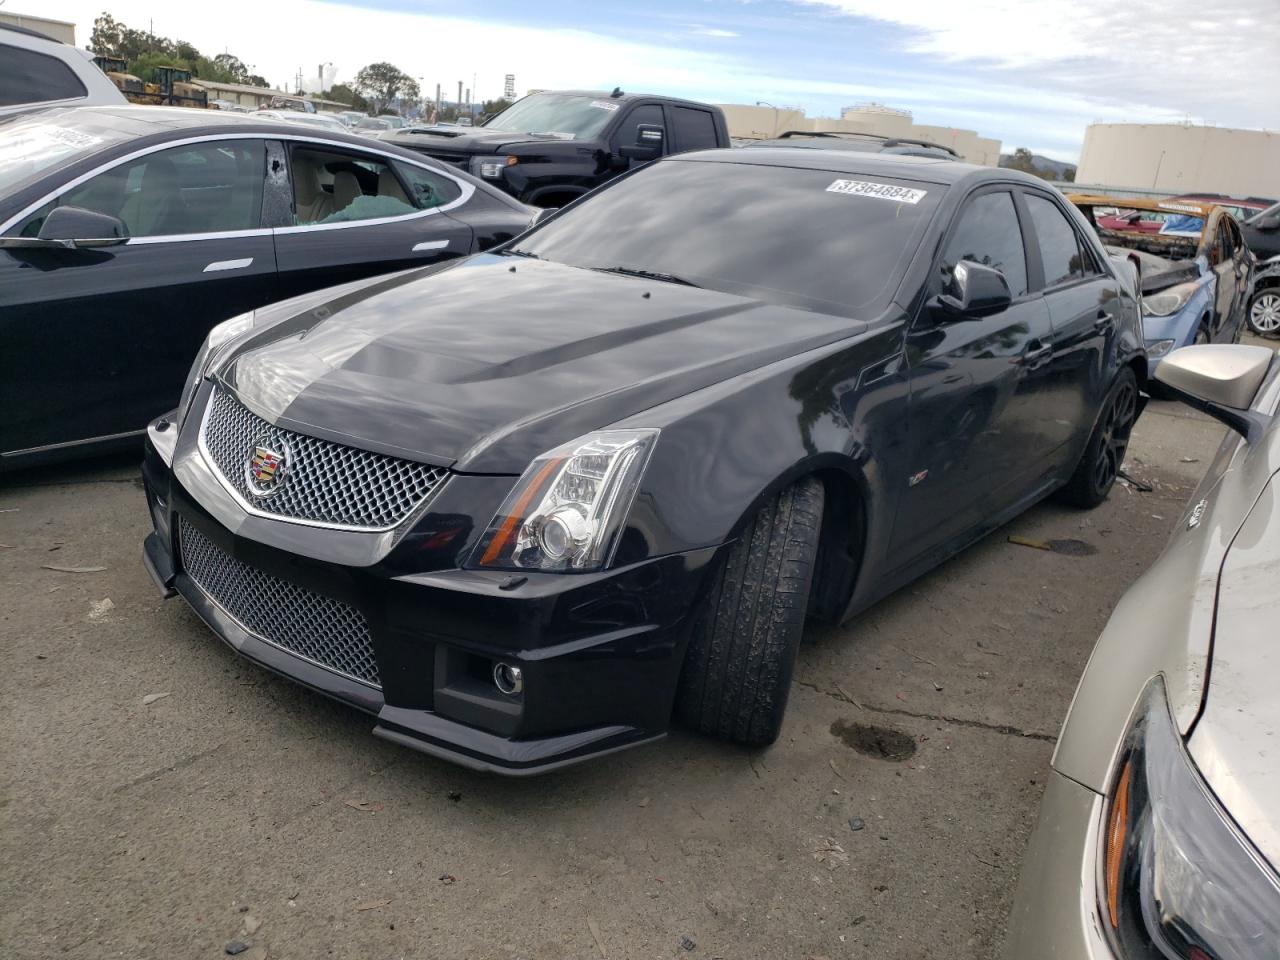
[{"xmin": 0, "ymin": 138, "xmax": 276, "ymax": 459}]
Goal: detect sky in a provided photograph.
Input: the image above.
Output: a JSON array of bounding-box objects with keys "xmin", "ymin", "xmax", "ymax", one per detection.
[{"xmin": 32, "ymin": 0, "xmax": 1280, "ymax": 162}]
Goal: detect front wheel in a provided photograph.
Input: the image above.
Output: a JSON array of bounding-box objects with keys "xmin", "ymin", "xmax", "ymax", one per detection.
[
  {"xmin": 1058, "ymin": 369, "xmax": 1138, "ymax": 508},
  {"xmin": 675, "ymin": 477, "xmax": 824, "ymax": 747},
  {"xmin": 1247, "ymin": 287, "xmax": 1280, "ymax": 339}
]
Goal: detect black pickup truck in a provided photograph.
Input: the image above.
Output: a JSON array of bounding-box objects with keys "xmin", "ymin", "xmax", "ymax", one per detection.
[{"xmin": 382, "ymin": 89, "xmax": 730, "ymax": 208}]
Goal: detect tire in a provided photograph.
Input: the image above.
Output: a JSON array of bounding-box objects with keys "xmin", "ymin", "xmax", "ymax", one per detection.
[
  {"xmin": 675, "ymin": 476, "xmax": 824, "ymax": 747},
  {"xmin": 1247, "ymin": 287, "xmax": 1280, "ymax": 339},
  {"xmin": 1058, "ymin": 368, "xmax": 1138, "ymax": 509}
]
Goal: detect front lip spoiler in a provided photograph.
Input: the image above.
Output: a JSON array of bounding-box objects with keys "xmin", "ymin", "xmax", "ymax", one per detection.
[{"xmin": 161, "ymin": 546, "xmax": 666, "ymax": 775}]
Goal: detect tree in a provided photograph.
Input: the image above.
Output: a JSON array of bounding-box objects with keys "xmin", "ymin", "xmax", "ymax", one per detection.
[
  {"xmin": 324, "ymin": 83, "xmax": 367, "ymax": 111},
  {"xmin": 354, "ymin": 62, "xmax": 418, "ymax": 116},
  {"xmin": 1006, "ymin": 147, "xmax": 1038, "ymax": 175},
  {"xmin": 211, "ymin": 53, "xmax": 249, "ymax": 83}
]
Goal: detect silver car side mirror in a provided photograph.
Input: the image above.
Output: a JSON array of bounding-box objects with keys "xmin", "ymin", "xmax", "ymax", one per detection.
[{"xmin": 1155, "ymin": 344, "xmax": 1274, "ymax": 443}]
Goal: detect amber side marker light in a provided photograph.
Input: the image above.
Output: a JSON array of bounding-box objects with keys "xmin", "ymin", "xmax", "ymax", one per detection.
[
  {"xmin": 478, "ymin": 457, "xmax": 565, "ymax": 566},
  {"xmin": 1105, "ymin": 760, "xmax": 1133, "ymax": 929}
]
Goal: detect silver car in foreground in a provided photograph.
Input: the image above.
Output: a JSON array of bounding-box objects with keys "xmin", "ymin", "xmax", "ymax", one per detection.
[{"xmin": 1004, "ymin": 343, "xmax": 1279, "ymax": 959}]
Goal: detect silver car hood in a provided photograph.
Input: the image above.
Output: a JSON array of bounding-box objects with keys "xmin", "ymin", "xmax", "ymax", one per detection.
[{"xmin": 1188, "ymin": 463, "xmax": 1280, "ymax": 874}]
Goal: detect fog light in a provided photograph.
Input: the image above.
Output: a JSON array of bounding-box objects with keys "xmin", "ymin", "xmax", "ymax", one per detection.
[{"xmin": 493, "ymin": 662, "xmax": 523, "ymax": 696}]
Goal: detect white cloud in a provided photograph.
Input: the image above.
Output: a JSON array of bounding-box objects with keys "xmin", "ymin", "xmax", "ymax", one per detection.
[
  {"xmin": 801, "ymin": 0, "xmax": 1280, "ymax": 130},
  {"xmin": 689, "ymin": 26, "xmax": 742, "ymax": 38}
]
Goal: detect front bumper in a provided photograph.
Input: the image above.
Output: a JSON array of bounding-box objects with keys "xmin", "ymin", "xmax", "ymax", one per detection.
[
  {"xmin": 1002, "ymin": 770, "xmax": 1115, "ymax": 959},
  {"xmin": 142, "ymin": 425, "xmax": 719, "ymax": 775}
]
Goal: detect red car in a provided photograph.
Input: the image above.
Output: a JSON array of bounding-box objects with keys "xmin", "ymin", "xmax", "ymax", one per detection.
[{"xmin": 1169, "ymin": 193, "xmax": 1275, "ymax": 222}]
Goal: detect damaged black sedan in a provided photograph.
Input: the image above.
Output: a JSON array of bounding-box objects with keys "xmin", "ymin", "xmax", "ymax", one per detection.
[{"xmin": 142, "ymin": 149, "xmax": 1145, "ymax": 773}]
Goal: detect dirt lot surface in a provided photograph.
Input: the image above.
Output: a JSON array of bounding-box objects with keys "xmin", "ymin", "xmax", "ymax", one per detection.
[{"xmin": 0, "ymin": 384, "xmax": 1253, "ymax": 959}]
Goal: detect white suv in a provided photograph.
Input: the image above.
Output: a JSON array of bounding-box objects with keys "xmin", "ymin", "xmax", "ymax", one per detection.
[{"xmin": 0, "ymin": 23, "xmax": 127, "ymax": 118}]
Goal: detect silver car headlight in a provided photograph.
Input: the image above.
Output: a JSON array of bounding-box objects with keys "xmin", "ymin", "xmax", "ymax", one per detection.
[
  {"xmin": 1145, "ymin": 339, "xmax": 1177, "ymax": 359},
  {"xmin": 1100, "ymin": 677, "xmax": 1280, "ymax": 959},
  {"xmin": 1141, "ymin": 281, "xmax": 1199, "ymax": 318},
  {"xmin": 467, "ymin": 429, "xmax": 658, "ymax": 572},
  {"xmin": 470, "ymin": 155, "xmax": 515, "ymax": 179},
  {"xmin": 176, "ymin": 311, "xmax": 256, "ymax": 428}
]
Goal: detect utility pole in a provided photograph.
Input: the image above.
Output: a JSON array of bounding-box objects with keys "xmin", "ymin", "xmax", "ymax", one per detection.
[
  {"xmin": 457, "ymin": 80, "xmax": 463, "ymax": 119},
  {"xmin": 435, "ymin": 83, "xmax": 441, "ymax": 122},
  {"xmin": 465, "ymin": 87, "xmax": 470, "ymax": 118}
]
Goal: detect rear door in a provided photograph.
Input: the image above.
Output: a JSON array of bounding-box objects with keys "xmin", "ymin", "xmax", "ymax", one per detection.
[
  {"xmin": 270, "ymin": 139, "xmax": 473, "ymax": 302},
  {"xmin": 892, "ymin": 187, "xmax": 1058, "ymax": 563},
  {"xmin": 669, "ymin": 105, "xmax": 721, "ymax": 154},
  {"xmin": 0, "ymin": 136, "xmax": 276, "ymax": 458},
  {"xmin": 1020, "ymin": 188, "xmax": 1120, "ymax": 455}
]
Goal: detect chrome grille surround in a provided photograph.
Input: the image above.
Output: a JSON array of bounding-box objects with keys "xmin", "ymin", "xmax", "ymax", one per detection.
[
  {"xmin": 199, "ymin": 387, "xmax": 448, "ymax": 531},
  {"xmin": 179, "ymin": 517, "xmax": 380, "ymax": 688}
]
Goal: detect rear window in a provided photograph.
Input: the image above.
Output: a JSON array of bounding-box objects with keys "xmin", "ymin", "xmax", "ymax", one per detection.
[
  {"xmin": 512, "ymin": 159, "xmax": 943, "ymax": 318},
  {"xmin": 0, "ymin": 44, "xmax": 87, "ymax": 107}
]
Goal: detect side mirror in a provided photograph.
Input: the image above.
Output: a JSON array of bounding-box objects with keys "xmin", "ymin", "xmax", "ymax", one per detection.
[
  {"xmin": 1256, "ymin": 214, "xmax": 1280, "ymax": 231},
  {"xmin": 0, "ymin": 206, "xmax": 128, "ymax": 251},
  {"xmin": 530, "ymin": 207, "xmax": 558, "ymax": 226},
  {"xmin": 935, "ymin": 261, "xmax": 1012, "ymax": 319},
  {"xmin": 618, "ymin": 123, "xmax": 664, "ymax": 162},
  {"xmin": 1155, "ymin": 344, "xmax": 1274, "ymax": 443}
]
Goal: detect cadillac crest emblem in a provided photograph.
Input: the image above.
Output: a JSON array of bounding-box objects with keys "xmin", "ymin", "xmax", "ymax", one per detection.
[{"xmin": 244, "ymin": 439, "xmax": 290, "ymax": 497}]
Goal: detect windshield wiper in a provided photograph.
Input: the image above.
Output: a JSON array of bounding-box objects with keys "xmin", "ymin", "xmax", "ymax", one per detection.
[
  {"xmin": 591, "ymin": 265, "xmax": 701, "ymax": 288},
  {"xmin": 503, "ymin": 249, "xmax": 542, "ymax": 259}
]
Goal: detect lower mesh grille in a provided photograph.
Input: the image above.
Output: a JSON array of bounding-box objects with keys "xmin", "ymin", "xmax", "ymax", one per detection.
[{"xmin": 179, "ymin": 518, "xmax": 380, "ymax": 688}]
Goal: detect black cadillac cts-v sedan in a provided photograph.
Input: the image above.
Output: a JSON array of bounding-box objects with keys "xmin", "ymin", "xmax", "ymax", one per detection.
[{"xmin": 141, "ymin": 148, "xmax": 1145, "ymax": 773}]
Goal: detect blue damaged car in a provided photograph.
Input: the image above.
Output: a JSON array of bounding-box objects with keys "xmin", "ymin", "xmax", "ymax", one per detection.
[{"xmin": 1071, "ymin": 195, "xmax": 1253, "ymax": 379}]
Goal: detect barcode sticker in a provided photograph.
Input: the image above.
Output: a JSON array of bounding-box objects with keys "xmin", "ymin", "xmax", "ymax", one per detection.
[{"xmin": 826, "ymin": 179, "xmax": 927, "ymax": 204}]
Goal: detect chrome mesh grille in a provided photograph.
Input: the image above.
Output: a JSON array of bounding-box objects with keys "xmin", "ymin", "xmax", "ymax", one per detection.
[
  {"xmin": 200, "ymin": 388, "xmax": 447, "ymax": 530},
  {"xmin": 179, "ymin": 517, "xmax": 380, "ymax": 688}
]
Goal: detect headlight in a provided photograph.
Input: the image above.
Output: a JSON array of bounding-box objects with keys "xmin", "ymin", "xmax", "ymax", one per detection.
[
  {"xmin": 1142, "ymin": 281, "xmax": 1200, "ymax": 317},
  {"xmin": 176, "ymin": 311, "xmax": 256, "ymax": 427},
  {"xmin": 1100, "ymin": 678, "xmax": 1280, "ymax": 959},
  {"xmin": 470, "ymin": 155, "xmax": 516, "ymax": 179},
  {"xmin": 467, "ymin": 429, "xmax": 658, "ymax": 572},
  {"xmin": 1145, "ymin": 339, "xmax": 1177, "ymax": 359}
]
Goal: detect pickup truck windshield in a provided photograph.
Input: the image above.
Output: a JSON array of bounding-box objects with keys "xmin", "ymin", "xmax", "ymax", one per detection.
[
  {"xmin": 509, "ymin": 159, "xmax": 944, "ymax": 318},
  {"xmin": 483, "ymin": 94, "xmax": 619, "ymax": 140}
]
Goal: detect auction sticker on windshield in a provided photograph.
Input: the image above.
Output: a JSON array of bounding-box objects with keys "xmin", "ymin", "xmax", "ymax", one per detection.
[
  {"xmin": 826, "ymin": 179, "xmax": 927, "ymax": 204},
  {"xmin": 590, "ymin": 100, "xmax": 621, "ymax": 111}
]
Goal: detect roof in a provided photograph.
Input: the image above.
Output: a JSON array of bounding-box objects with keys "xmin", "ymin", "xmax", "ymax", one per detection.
[
  {"xmin": 524, "ymin": 89, "xmax": 719, "ymax": 110},
  {"xmin": 679, "ymin": 146, "xmax": 1015, "ymax": 187}
]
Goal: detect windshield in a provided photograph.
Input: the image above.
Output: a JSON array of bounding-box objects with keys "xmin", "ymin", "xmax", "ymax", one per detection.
[
  {"xmin": 510, "ymin": 159, "xmax": 944, "ymax": 318},
  {"xmin": 0, "ymin": 112, "xmax": 131, "ymax": 196},
  {"xmin": 357, "ymin": 118, "xmax": 389, "ymax": 129},
  {"xmin": 482, "ymin": 93, "xmax": 620, "ymax": 140}
]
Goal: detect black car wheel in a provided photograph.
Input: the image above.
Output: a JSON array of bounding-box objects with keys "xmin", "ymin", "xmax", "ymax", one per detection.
[
  {"xmin": 1247, "ymin": 288, "xmax": 1280, "ymax": 339},
  {"xmin": 1059, "ymin": 369, "xmax": 1138, "ymax": 508},
  {"xmin": 676, "ymin": 476, "xmax": 824, "ymax": 747}
]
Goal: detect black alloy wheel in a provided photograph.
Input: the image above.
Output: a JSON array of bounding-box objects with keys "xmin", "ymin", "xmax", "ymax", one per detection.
[{"xmin": 1059, "ymin": 368, "xmax": 1138, "ymax": 508}]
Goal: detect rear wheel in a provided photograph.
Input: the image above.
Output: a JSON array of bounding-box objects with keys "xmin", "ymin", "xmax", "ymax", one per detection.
[
  {"xmin": 1058, "ymin": 369, "xmax": 1138, "ymax": 508},
  {"xmin": 675, "ymin": 477, "xmax": 824, "ymax": 747},
  {"xmin": 1248, "ymin": 288, "xmax": 1280, "ymax": 339}
]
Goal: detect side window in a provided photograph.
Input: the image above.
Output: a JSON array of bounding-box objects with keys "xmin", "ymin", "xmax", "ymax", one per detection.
[
  {"xmin": 1026, "ymin": 194, "xmax": 1089, "ymax": 287},
  {"xmin": 394, "ymin": 161, "xmax": 462, "ymax": 211},
  {"xmin": 940, "ymin": 191, "xmax": 1028, "ymax": 298},
  {"xmin": 671, "ymin": 107, "xmax": 718, "ymax": 152},
  {"xmin": 0, "ymin": 44, "xmax": 87, "ymax": 106},
  {"xmin": 289, "ymin": 146, "xmax": 419, "ymax": 225},
  {"xmin": 613, "ymin": 104, "xmax": 666, "ymax": 155},
  {"xmin": 58, "ymin": 140, "xmax": 265, "ymax": 237},
  {"xmin": 1218, "ymin": 219, "xmax": 1235, "ymax": 258}
]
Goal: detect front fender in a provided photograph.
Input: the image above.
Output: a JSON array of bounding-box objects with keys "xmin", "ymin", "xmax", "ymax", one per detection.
[{"xmin": 608, "ymin": 320, "xmax": 910, "ymax": 572}]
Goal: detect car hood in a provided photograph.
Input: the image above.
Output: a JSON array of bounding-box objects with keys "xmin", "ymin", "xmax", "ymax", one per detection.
[
  {"xmin": 216, "ymin": 255, "xmax": 868, "ymax": 473},
  {"xmin": 384, "ymin": 128, "xmax": 573, "ymax": 154},
  {"xmin": 1188, "ymin": 463, "xmax": 1280, "ymax": 874}
]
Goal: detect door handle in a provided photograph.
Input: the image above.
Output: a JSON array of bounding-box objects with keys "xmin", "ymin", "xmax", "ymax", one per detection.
[
  {"xmin": 411, "ymin": 239, "xmax": 449, "ymax": 253},
  {"xmin": 203, "ymin": 257, "xmax": 253, "ymax": 273},
  {"xmin": 1024, "ymin": 342, "xmax": 1053, "ymax": 368},
  {"xmin": 1094, "ymin": 309, "xmax": 1116, "ymax": 332}
]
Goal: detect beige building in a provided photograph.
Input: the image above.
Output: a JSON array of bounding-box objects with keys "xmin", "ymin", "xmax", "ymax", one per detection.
[
  {"xmin": 1077, "ymin": 123, "xmax": 1280, "ymax": 199},
  {"xmin": 716, "ymin": 101, "xmax": 1002, "ymax": 166},
  {"xmin": 192, "ymin": 80, "xmax": 349, "ymax": 114},
  {"xmin": 0, "ymin": 11, "xmax": 76, "ymax": 44}
]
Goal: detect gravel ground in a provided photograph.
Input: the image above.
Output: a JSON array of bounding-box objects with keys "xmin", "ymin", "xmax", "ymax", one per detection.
[{"xmin": 0, "ymin": 386, "xmax": 1250, "ymax": 960}]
